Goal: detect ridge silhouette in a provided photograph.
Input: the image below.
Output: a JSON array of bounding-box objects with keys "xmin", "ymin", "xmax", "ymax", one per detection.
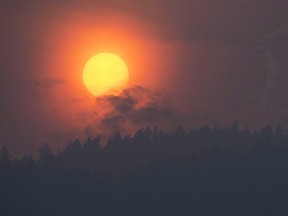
[{"xmin": 0, "ymin": 123, "xmax": 288, "ymax": 216}]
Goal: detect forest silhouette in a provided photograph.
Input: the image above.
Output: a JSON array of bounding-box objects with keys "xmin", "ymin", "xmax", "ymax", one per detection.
[{"xmin": 1, "ymin": 122, "xmax": 288, "ymax": 216}]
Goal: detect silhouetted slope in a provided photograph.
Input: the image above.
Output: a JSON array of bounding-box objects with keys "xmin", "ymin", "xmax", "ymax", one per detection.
[{"xmin": 1, "ymin": 123, "xmax": 288, "ymax": 216}]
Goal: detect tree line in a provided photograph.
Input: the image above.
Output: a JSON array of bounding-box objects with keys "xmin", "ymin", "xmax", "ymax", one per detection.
[{"xmin": 0, "ymin": 122, "xmax": 288, "ymax": 215}]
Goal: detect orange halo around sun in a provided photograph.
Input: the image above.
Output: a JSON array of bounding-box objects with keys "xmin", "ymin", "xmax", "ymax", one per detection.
[{"xmin": 82, "ymin": 52, "xmax": 129, "ymax": 97}]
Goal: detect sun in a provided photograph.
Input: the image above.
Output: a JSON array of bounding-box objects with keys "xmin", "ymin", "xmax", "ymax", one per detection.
[{"xmin": 82, "ymin": 52, "xmax": 129, "ymax": 96}]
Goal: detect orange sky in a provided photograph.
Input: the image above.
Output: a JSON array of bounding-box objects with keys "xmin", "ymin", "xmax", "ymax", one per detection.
[
  {"xmin": 1, "ymin": 0, "xmax": 287, "ymax": 156},
  {"xmin": 9, "ymin": 7, "xmax": 182, "ymax": 155},
  {"xmin": 38, "ymin": 8, "xmax": 177, "ymax": 89}
]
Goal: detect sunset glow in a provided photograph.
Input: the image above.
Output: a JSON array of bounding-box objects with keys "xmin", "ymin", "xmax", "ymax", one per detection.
[{"xmin": 83, "ymin": 53, "xmax": 129, "ymax": 96}]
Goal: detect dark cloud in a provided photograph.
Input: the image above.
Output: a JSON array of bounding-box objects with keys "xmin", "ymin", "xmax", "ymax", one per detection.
[
  {"xmin": 96, "ymin": 86, "xmax": 179, "ymax": 135},
  {"xmin": 43, "ymin": 86, "xmax": 182, "ymax": 148}
]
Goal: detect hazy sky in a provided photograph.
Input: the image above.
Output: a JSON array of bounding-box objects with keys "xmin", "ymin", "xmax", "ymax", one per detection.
[{"xmin": 0, "ymin": 0, "xmax": 288, "ymax": 155}]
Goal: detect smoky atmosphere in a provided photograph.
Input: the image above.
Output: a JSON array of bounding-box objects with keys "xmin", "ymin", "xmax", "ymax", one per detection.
[{"xmin": 1, "ymin": 0, "xmax": 288, "ymax": 215}]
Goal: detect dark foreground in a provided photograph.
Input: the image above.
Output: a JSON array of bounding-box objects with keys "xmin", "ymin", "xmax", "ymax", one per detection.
[{"xmin": 1, "ymin": 124, "xmax": 288, "ymax": 215}]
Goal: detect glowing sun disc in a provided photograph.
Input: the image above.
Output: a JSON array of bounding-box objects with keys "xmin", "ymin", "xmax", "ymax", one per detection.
[{"xmin": 83, "ymin": 52, "xmax": 129, "ymax": 96}]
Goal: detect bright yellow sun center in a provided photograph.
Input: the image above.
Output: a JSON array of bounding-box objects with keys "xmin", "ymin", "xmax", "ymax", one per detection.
[{"xmin": 83, "ymin": 52, "xmax": 129, "ymax": 96}]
